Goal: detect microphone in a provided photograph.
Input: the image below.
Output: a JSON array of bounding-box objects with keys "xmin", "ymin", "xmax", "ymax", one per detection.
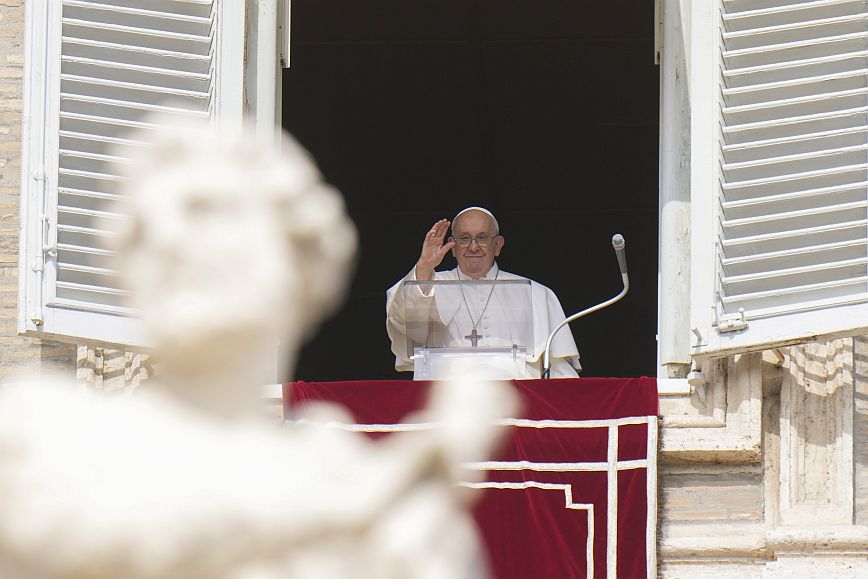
[
  {"xmin": 612, "ymin": 233, "xmax": 627, "ymax": 275},
  {"xmin": 542, "ymin": 234, "xmax": 630, "ymax": 378}
]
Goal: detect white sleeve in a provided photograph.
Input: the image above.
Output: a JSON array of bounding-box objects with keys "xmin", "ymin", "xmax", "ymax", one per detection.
[
  {"xmin": 529, "ymin": 283, "xmax": 581, "ymax": 368},
  {"xmin": 385, "ymin": 267, "xmax": 438, "ymax": 371},
  {"xmin": 548, "ymin": 355, "xmax": 581, "ymax": 377}
]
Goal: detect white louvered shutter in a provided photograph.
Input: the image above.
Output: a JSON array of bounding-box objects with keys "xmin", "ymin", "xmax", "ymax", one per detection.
[
  {"xmin": 691, "ymin": 0, "xmax": 868, "ymax": 357},
  {"xmin": 19, "ymin": 0, "xmax": 243, "ymax": 347}
]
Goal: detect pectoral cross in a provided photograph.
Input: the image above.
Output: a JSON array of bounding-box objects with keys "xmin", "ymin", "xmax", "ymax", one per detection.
[{"xmin": 465, "ymin": 328, "xmax": 481, "ymax": 347}]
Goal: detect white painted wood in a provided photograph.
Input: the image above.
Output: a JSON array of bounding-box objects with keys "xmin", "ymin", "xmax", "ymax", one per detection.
[
  {"xmin": 687, "ymin": 0, "xmax": 720, "ymax": 355},
  {"xmin": 279, "ymin": 0, "xmax": 290, "ymax": 69},
  {"xmin": 18, "ymin": 0, "xmax": 51, "ymax": 335},
  {"xmin": 691, "ymin": 0, "xmax": 868, "ymax": 359},
  {"xmin": 657, "ymin": 378, "xmax": 693, "ymax": 395},
  {"xmin": 36, "ymin": 305, "xmax": 147, "ymax": 349},
  {"xmin": 253, "ymin": 0, "xmax": 279, "ymax": 143},
  {"xmin": 658, "ymin": 0, "xmax": 693, "ymax": 374},
  {"xmin": 215, "ymin": 0, "xmax": 244, "ymax": 130},
  {"xmin": 19, "ymin": 0, "xmax": 245, "ymax": 347}
]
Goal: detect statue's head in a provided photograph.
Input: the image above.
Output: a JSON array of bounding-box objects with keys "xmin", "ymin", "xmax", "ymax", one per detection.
[{"xmin": 118, "ymin": 122, "xmax": 356, "ymax": 383}]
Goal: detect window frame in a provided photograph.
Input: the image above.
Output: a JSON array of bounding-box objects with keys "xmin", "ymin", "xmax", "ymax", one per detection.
[{"xmin": 17, "ymin": 0, "xmax": 245, "ymax": 348}]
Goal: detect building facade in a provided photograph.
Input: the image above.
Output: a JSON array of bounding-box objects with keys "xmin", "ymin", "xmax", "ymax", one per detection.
[{"xmin": 1, "ymin": 0, "xmax": 866, "ymax": 576}]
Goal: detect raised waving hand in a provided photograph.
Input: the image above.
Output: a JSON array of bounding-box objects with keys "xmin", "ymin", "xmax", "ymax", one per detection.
[{"xmin": 415, "ymin": 219, "xmax": 455, "ymax": 281}]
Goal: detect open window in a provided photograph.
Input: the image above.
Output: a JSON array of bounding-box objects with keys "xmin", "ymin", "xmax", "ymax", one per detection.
[
  {"xmin": 18, "ymin": 0, "xmax": 244, "ymax": 347},
  {"xmin": 282, "ymin": 1, "xmax": 660, "ymax": 380},
  {"xmin": 689, "ymin": 0, "xmax": 868, "ymax": 359}
]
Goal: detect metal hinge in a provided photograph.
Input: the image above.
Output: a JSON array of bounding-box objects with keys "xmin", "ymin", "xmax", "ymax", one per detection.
[
  {"xmin": 40, "ymin": 213, "xmax": 56, "ymax": 257},
  {"xmin": 29, "ymin": 167, "xmax": 49, "ymax": 327},
  {"xmin": 713, "ymin": 304, "xmax": 748, "ymax": 333}
]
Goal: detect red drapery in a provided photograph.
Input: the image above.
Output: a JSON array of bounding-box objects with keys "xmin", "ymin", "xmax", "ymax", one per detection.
[{"xmin": 286, "ymin": 378, "xmax": 658, "ymax": 579}]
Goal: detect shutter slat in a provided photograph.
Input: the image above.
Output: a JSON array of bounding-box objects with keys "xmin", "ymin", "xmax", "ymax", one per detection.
[
  {"xmin": 722, "ymin": 238, "xmax": 865, "ymax": 265},
  {"xmin": 63, "ymin": 1, "xmax": 212, "ymax": 26},
  {"xmin": 721, "ymin": 256, "xmax": 867, "ymax": 284},
  {"xmin": 62, "ymin": 37, "xmax": 211, "ymax": 63},
  {"xmin": 62, "ymin": 55, "xmax": 210, "ymax": 80},
  {"xmin": 60, "ymin": 129, "xmax": 145, "ymax": 147},
  {"xmin": 60, "ymin": 72, "xmax": 210, "ymax": 99},
  {"xmin": 723, "ymin": 106, "xmax": 867, "ymax": 134},
  {"xmin": 47, "ymin": 297, "xmax": 132, "ymax": 316},
  {"xmin": 721, "ymin": 200, "xmax": 868, "ymax": 228},
  {"xmin": 722, "ymin": 68, "xmax": 867, "ymax": 96},
  {"xmin": 723, "ymin": 13, "xmax": 868, "ymax": 42},
  {"xmin": 59, "ymin": 149, "xmax": 130, "ymax": 164},
  {"xmin": 57, "ymin": 223, "xmax": 117, "ymax": 237},
  {"xmin": 58, "ymin": 187, "xmax": 122, "ymax": 201},
  {"xmin": 58, "ymin": 205, "xmax": 124, "ymax": 221},
  {"xmin": 60, "ymin": 93, "xmax": 210, "ymax": 116},
  {"xmin": 721, "ymin": 219, "xmax": 867, "ymax": 247},
  {"xmin": 721, "ymin": 142, "xmax": 868, "ymax": 170},
  {"xmin": 57, "ymin": 243, "xmax": 117, "ymax": 257},
  {"xmin": 60, "ymin": 110, "xmax": 163, "ymax": 131},
  {"xmin": 723, "ymin": 0, "xmax": 865, "ymax": 22},
  {"xmin": 59, "ymin": 168, "xmax": 125, "ymax": 181},
  {"xmin": 57, "ymin": 262, "xmax": 120, "ymax": 277},
  {"xmin": 722, "ymin": 125, "xmax": 866, "ymax": 152},
  {"xmin": 722, "ymin": 30, "xmax": 868, "ymax": 58},
  {"xmin": 720, "ymin": 278, "xmax": 868, "ymax": 308},
  {"xmin": 722, "ymin": 162, "xmax": 867, "ymax": 189},
  {"xmin": 721, "ymin": 86, "xmax": 868, "ymax": 114},
  {"xmin": 724, "ymin": 50, "xmax": 866, "ymax": 78},
  {"xmin": 56, "ymin": 281, "xmax": 128, "ymax": 297},
  {"xmin": 722, "ymin": 181, "xmax": 867, "ymax": 208},
  {"xmin": 61, "ymin": 17, "xmax": 213, "ymax": 44}
]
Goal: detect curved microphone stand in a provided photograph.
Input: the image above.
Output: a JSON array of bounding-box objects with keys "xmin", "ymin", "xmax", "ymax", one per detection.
[{"xmin": 542, "ymin": 234, "xmax": 630, "ymax": 379}]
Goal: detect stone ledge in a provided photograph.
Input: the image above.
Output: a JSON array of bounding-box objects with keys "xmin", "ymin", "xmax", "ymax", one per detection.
[
  {"xmin": 766, "ymin": 526, "xmax": 868, "ymax": 552},
  {"xmin": 662, "ymin": 523, "xmax": 868, "ymax": 559},
  {"xmin": 661, "ymin": 353, "xmax": 762, "ymax": 462},
  {"xmin": 661, "ymin": 523, "xmax": 768, "ymax": 558}
]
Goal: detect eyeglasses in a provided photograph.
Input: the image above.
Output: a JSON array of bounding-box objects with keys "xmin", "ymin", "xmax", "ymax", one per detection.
[{"xmin": 453, "ymin": 234, "xmax": 497, "ymax": 247}]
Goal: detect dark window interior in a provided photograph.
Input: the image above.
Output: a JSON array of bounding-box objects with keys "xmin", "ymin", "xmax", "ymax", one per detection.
[{"xmin": 283, "ymin": 0, "xmax": 659, "ymax": 380}]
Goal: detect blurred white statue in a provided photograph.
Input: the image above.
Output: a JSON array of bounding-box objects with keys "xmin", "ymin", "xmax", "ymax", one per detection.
[{"xmin": 0, "ymin": 123, "xmax": 514, "ymax": 578}]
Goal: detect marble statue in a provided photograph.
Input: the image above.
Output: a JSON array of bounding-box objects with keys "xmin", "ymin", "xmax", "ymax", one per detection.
[{"xmin": 0, "ymin": 122, "xmax": 515, "ymax": 578}]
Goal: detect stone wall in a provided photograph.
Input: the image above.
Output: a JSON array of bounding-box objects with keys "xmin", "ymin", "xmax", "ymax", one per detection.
[
  {"xmin": 659, "ymin": 339, "xmax": 868, "ymax": 577},
  {"xmin": 76, "ymin": 346, "xmax": 152, "ymax": 394},
  {"xmin": 0, "ymin": 0, "xmax": 76, "ymax": 383}
]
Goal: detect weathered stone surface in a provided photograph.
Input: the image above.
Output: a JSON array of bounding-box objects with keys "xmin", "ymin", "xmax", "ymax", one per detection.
[
  {"xmin": 854, "ymin": 337, "xmax": 868, "ymax": 526},
  {"xmin": 660, "ymin": 464, "xmax": 763, "ymax": 523},
  {"xmin": 661, "ymin": 353, "xmax": 763, "ymax": 462},
  {"xmin": 779, "ymin": 339, "xmax": 853, "ymax": 526},
  {"xmin": 76, "ymin": 345, "xmax": 151, "ymax": 393},
  {"xmin": 660, "ymin": 339, "xmax": 868, "ymax": 576}
]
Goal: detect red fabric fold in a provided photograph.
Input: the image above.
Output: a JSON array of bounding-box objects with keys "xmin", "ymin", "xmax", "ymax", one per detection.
[{"xmin": 286, "ymin": 378, "xmax": 658, "ymax": 579}]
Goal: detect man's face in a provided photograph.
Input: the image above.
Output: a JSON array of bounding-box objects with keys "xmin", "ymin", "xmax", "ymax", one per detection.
[{"xmin": 450, "ymin": 210, "xmax": 504, "ymax": 278}]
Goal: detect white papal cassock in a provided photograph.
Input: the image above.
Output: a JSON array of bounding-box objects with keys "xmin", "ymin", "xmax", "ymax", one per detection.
[{"xmin": 386, "ymin": 263, "xmax": 581, "ymax": 378}]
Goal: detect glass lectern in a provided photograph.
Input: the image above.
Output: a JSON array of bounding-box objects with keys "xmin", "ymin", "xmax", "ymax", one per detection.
[{"xmin": 401, "ymin": 278, "xmax": 534, "ymax": 380}]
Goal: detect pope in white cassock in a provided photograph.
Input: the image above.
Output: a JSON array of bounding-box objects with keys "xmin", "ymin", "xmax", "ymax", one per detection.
[{"xmin": 386, "ymin": 207, "xmax": 581, "ymax": 378}]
